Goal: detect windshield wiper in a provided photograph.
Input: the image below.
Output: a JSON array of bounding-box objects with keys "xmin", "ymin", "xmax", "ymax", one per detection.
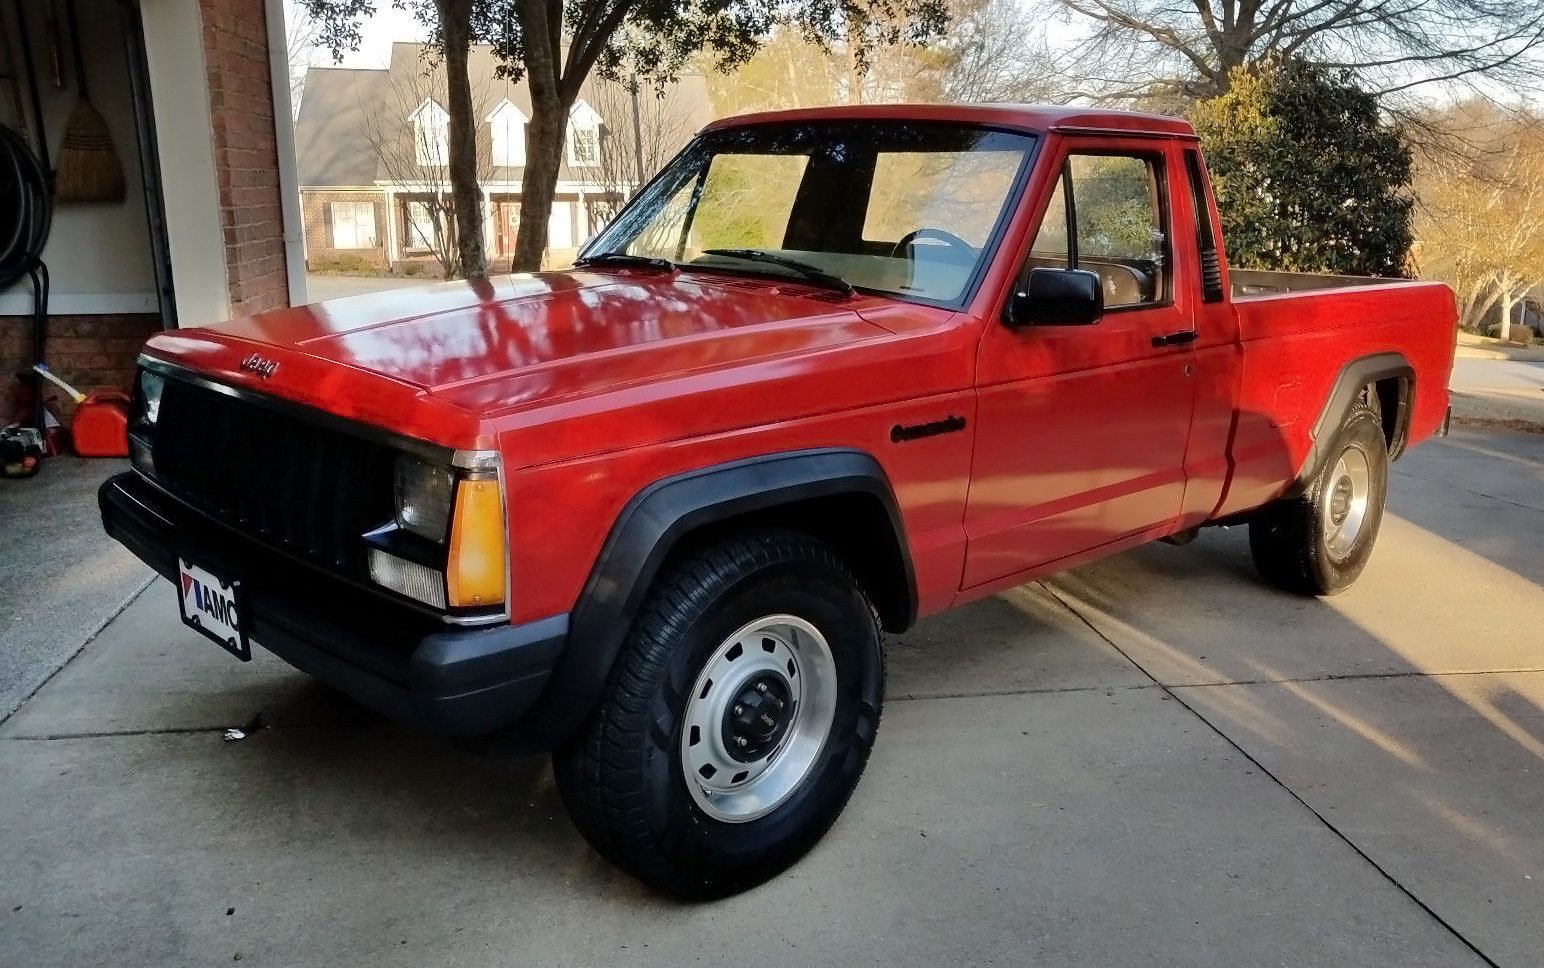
[
  {"xmin": 700, "ymin": 248, "xmax": 855, "ymax": 296},
  {"xmin": 572, "ymin": 251, "xmax": 677, "ymax": 272}
]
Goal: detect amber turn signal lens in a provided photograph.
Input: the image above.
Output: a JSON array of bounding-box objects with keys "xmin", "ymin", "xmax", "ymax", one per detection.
[{"xmin": 447, "ymin": 477, "xmax": 506, "ymax": 607}]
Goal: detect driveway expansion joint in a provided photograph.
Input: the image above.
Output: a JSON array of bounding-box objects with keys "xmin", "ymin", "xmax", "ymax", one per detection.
[
  {"xmin": 21, "ymin": 665, "xmax": 1540, "ymax": 740},
  {"xmin": 1041, "ymin": 581, "xmax": 1506, "ymax": 968},
  {"xmin": 2, "ymin": 720, "xmax": 365, "ymax": 742},
  {"xmin": 0, "ymin": 575, "xmax": 156, "ymax": 728},
  {"xmin": 1392, "ymin": 468, "xmax": 1544, "ymax": 514}
]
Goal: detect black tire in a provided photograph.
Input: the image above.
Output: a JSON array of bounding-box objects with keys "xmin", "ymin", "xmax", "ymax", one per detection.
[
  {"xmin": 1249, "ymin": 400, "xmax": 1389, "ymax": 596},
  {"xmin": 553, "ymin": 529, "xmax": 885, "ymax": 898}
]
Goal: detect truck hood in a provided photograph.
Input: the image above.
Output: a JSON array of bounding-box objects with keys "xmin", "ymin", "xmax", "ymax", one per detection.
[
  {"xmin": 178, "ymin": 271, "xmax": 889, "ymax": 407},
  {"xmin": 144, "ymin": 269, "xmax": 969, "ymax": 461}
]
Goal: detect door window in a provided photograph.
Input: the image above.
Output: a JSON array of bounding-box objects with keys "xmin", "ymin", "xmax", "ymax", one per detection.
[
  {"xmin": 404, "ymin": 200, "xmax": 442, "ymax": 251},
  {"xmin": 1026, "ymin": 153, "xmax": 1168, "ymax": 308}
]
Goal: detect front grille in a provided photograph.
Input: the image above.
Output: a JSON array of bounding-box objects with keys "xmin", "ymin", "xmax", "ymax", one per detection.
[{"xmin": 150, "ymin": 377, "xmax": 397, "ymax": 572}]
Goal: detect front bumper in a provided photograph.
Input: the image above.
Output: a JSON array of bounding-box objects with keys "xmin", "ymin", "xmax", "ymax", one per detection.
[{"xmin": 100, "ymin": 472, "xmax": 567, "ymax": 741}]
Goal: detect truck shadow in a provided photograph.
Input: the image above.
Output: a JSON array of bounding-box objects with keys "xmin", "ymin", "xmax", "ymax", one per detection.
[
  {"xmin": 1381, "ymin": 427, "xmax": 1544, "ymax": 587},
  {"xmin": 191, "ymin": 429, "xmax": 1544, "ymax": 929}
]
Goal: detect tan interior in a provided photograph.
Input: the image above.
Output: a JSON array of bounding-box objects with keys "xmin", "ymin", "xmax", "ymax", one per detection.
[{"xmin": 1025, "ymin": 254, "xmax": 1155, "ymax": 307}]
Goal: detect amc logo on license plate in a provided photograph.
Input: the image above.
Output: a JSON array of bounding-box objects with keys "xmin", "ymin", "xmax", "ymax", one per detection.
[{"xmin": 178, "ymin": 559, "xmax": 251, "ymax": 661}]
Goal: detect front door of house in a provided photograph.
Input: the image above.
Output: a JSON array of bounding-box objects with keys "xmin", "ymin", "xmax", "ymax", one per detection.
[{"xmin": 493, "ymin": 201, "xmax": 520, "ymax": 256}]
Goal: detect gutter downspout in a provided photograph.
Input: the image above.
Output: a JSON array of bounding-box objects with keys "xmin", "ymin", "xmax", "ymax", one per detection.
[{"xmin": 264, "ymin": 0, "xmax": 307, "ymax": 305}]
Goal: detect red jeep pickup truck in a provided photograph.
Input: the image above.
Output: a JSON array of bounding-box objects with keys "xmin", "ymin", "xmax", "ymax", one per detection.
[{"xmin": 101, "ymin": 104, "xmax": 1455, "ymax": 897}]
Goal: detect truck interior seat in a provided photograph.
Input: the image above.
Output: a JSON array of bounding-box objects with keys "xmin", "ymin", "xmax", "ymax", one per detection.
[{"xmin": 1023, "ymin": 255, "xmax": 1153, "ymax": 307}]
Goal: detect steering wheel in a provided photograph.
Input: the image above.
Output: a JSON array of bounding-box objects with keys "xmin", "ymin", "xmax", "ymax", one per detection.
[{"xmin": 891, "ymin": 227, "xmax": 974, "ymax": 259}]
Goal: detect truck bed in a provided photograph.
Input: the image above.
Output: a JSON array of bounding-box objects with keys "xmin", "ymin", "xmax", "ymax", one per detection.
[
  {"xmin": 1232, "ymin": 268, "xmax": 1403, "ymax": 297},
  {"xmin": 1215, "ymin": 277, "xmax": 1457, "ymax": 518}
]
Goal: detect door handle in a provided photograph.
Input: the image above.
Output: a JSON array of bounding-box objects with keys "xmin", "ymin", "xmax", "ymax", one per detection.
[{"xmin": 1152, "ymin": 329, "xmax": 1199, "ymax": 347}]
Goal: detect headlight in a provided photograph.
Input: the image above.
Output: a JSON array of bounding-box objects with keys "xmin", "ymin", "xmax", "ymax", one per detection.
[
  {"xmin": 395, "ymin": 456, "xmax": 455, "ymax": 542},
  {"xmin": 129, "ymin": 368, "xmax": 164, "ymax": 477},
  {"xmin": 139, "ymin": 370, "xmax": 165, "ymax": 426},
  {"xmin": 372, "ymin": 451, "xmax": 506, "ymax": 614}
]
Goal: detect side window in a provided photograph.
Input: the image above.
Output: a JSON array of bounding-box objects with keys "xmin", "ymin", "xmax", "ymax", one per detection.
[
  {"xmin": 1028, "ymin": 174, "xmax": 1069, "ymax": 268},
  {"xmin": 1024, "ymin": 153, "xmax": 1168, "ymax": 308}
]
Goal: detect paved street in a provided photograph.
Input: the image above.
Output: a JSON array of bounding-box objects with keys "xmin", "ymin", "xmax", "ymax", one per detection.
[
  {"xmin": 3, "ymin": 426, "xmax": 1541, "ymax": 966},
  {"xmin": 1448, "ymin": 357, "xmax": 1544, "ymax": 429},
  {"xmin": 1450, "ymin": 357, "xmax": 1544, "ymax": 391}
]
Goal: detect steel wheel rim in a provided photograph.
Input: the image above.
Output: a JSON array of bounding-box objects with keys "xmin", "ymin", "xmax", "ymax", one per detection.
[
  {"xmin": 681, "ymin": 614, "xmax": 838, "ymax": 823},
  {"xmin": 1323, "ymin": 446, "xmax": 1372, "ymax": 560}
]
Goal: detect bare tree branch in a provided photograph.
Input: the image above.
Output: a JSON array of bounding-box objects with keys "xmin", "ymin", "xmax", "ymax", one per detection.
[
  {"xmin": 1055, "ymin": 0, "xmax": 1544, "ymax": 101},
  {"xmin": 358, "ymin": 51, "xmax": 494, "ymax": 278}
]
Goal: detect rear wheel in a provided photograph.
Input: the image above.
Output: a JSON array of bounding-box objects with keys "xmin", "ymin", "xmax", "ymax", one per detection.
[
  {"xmin": 1249, "ymin": 400, "xmax": 1389, "ymax": 596},
  {"xmin": 553, "ymin": 529, "xmax": 884, "ymax": 898}
]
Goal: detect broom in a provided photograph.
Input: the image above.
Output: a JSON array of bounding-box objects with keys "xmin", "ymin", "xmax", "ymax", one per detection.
[{"xmin": 53, "ymin": 0, "xmax": 123, "ymax": 203}]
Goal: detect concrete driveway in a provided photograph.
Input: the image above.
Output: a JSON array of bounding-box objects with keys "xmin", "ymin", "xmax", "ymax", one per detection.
[
  {"xmin": 301, "ymin": 274, "xmax": 440, "ymax": 302},
  {"xmin": 3, "ymin": 428, "xmax": 1542, "ymax": 967}
]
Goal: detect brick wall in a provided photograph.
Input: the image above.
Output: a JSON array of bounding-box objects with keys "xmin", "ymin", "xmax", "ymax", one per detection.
[
  {"xmin": 200, "ymin": 0, "xmax": 289, "ymax": 316},
  {"xmin": 0, "ymin": 314, "xmax": 159, "ymax": 425},
  {"xmin": 302, "ymin": 190, "xmax": 390, "ymax": 270}
]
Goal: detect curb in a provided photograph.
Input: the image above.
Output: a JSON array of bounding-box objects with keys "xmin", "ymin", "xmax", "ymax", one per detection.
[{"xmin": 1450, "ymin": 414, "xmax": 1544, "ymax": 434}]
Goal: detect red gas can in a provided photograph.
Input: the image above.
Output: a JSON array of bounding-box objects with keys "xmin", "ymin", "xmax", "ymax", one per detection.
[{"xmin": 71, "ymin": 391, "xmax": 130, "ymax": 457}]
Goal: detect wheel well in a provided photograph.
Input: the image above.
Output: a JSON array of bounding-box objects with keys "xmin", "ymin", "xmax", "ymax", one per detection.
[
  {"xmin": 1371, "ymin": 375, "xmax": 1412, "ymax": 460},
  {"xmin": 666, "ymin": 492, "xmax": 915, "ymax": 633}
]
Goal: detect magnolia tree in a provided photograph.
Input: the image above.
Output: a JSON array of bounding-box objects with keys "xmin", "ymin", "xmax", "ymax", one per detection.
[
  {"xmin": 1190, "ymin": 58, "xmax": 1414, "ymax": 278},
  {"xmin": 303, "ymin": 0, "xmax": 948, "ymax": 275}
]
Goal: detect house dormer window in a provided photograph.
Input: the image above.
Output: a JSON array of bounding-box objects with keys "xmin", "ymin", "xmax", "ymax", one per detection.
[
  {"xmin": 487, "ymin": 99, "xmax": 528, "ymax": 167},
  {"xmin": 410, "ymin": 98, "xmax": 450, "ymax": 167},
  {"xmin": 567, "ymin": 100, "xmax": 602, "ymax": 167}
]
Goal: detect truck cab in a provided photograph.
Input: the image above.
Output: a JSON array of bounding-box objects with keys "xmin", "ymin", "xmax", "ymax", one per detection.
[{"xmin": 101, "ymin": 104, "xmax": 1456, "ymax": 898}]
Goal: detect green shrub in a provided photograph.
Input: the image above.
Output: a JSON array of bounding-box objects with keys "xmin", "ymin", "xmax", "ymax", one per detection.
[{"xmin": 309, "ymin": 253, "xmax": 382, "ymax": 276}]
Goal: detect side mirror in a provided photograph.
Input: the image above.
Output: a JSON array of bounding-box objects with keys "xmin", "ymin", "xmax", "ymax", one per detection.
[{"xmin": 1005, "ymin": 267, "xmax": 1104, "ymax": 327}]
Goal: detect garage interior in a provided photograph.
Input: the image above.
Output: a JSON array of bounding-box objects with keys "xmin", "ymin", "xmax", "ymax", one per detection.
[{"xmin": 0, "ymin": 0, "xmax": 300, "ymax": 443}]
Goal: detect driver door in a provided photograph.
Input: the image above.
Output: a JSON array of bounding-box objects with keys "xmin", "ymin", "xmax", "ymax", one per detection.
[{"xmin": 962, "ymin": 140, "xmax": 1199, "ymax": 587}]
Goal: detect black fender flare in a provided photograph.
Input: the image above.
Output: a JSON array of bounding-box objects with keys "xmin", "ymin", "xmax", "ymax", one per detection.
[
  {"xmin": 1291, "ymin": 351, "xmax": 1413, "ymax": 493},
  {"xmin": 501, "ymin": 448, "xmax": 915, "ymax": 753}
]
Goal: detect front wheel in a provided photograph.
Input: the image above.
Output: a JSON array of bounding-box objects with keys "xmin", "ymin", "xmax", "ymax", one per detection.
[
  {"xmin": 1249, "ymin": 401, "xmax": 1389, "ymax": 596},
  {"xmin": 553, "ymin": 529, "xmax": 884, "ymax": 898}
]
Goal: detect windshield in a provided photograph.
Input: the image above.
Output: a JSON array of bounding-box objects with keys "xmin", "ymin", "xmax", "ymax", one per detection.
[{"xmin": 582, "ymin": 121, "xmax": 1038, "ymax": 305}]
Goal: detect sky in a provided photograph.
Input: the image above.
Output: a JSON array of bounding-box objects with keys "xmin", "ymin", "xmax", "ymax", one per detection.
[{"xmin": 291, "ymin": 2, "xmax": 427, "ymax": 69}]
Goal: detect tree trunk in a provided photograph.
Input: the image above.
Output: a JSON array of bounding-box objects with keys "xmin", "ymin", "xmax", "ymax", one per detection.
[
  {"xmin": 513, "ymin": 96, "xmax": 568, "ymax": 271},
  {"xmin": 439, "ymin": 0, "xmax": 486, "ymax": 279},
  {"xmin": 1500, "ymin": 282, "xmax": 1515, "ymax": 342},
  {"xmin": 512, "ymin": 0, "xmax": 570, "ymax": 272}
]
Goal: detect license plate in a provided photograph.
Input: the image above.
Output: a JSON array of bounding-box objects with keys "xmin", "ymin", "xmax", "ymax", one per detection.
[{"xmin": 177, "ymin": 559, "xmax": 251, "ymax": 661}]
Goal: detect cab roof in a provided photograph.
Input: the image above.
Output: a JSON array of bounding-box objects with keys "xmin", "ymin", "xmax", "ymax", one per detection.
[{"xmin": 702, "ymin": 103, "xmax": 1197, "ymax": 140}]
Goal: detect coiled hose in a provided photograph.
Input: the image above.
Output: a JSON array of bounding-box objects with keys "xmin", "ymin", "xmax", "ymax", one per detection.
[{"xmin": 1, "ymin": 121, "xmax": 54, "ymax": 429}]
